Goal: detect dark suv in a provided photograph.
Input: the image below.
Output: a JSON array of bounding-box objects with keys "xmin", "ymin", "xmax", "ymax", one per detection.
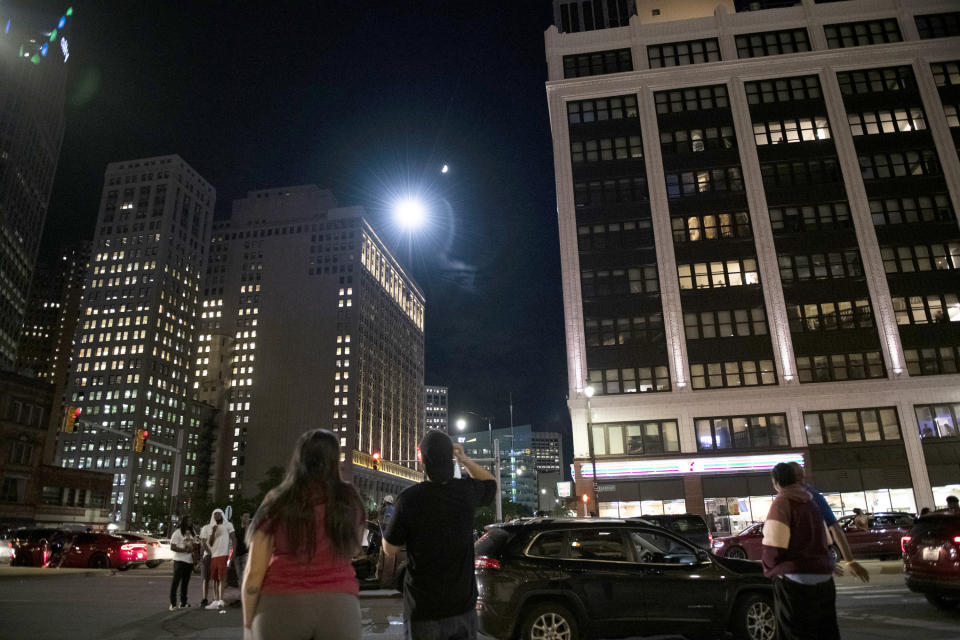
[{"xmin": 475, "ymin": 518, "xmax": 775, "ymax": 640}]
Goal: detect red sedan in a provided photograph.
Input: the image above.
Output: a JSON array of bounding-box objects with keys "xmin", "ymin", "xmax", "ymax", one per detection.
[
  {"xmin": 711, "ymin": 522, "xmax": 764, "ymax": 560},
  {"xmin": 903, "ymin": 511, "xmax": 960, "ymax": 610},
  {"xmin": 12, "ymin": 529, "xmax": 147, "ymax": 570}
]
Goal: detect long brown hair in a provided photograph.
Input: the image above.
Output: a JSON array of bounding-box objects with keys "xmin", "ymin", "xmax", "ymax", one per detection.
[{"xmin": 248, "ymin": 429, "xmax": 363, "ymax": 559}]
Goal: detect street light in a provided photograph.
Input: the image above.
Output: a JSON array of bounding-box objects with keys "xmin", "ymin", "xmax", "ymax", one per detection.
[
  {"xmin": 583, "ymin": 384, "xmax": 599, "ymax": 517},
  {"xmin": 455, "ymin": 417, "xmax": 467, "ymax": 431},
  {"xmin": 393, "ymin": 197, "xmax": 427, "ymax": 230}
]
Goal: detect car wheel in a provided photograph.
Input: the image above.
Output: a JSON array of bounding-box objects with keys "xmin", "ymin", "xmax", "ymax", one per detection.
[
  {"xmin": 925, "ymin": 594, "xmax": 960, "ymax": 610},
  {"xmin": 519, "ymin": 602, "xmax": 579, "ymax": 640},
  {"xmin": 146, "ymin": 560, "xmax": 160, "ymax": 569},
  {"xmin": 828, "ymin": 545, "xmax": 841, "ymax": 564},
  {"xmin": 726, "ymin": 546, "xmax": 748, "ymax": 560},
  {"xmin": 88, "ymin": 554, "xmax": 108, "ymax": 569},
  {"xmin": 732, "ymin": 593, "xmax": 776, "ymax": 640},
  {"xmin": 116, "ymin": 563, "xmax": 131, "ymax": 572}
]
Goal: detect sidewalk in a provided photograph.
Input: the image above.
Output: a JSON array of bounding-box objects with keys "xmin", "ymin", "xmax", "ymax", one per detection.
[{"xmin": 0, "ymin": 564, "xmax": 114, "ymax": 579}]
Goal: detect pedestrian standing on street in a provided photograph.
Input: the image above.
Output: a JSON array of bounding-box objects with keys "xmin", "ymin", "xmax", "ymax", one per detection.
[
  {"xmin": 762, "ymin": 462, "xmax": 839, "ymax": 640},
  {"xmin": 200, "ymin": 508, "xmax": 235, "ymax": 610},
  {"xmin": 169, "ymin": 516, "xmax": 197, "ymax": 610},
  {"xmin": 946, "ymin": 495, "xmax": 959, "ymax": 512},
  {"xmin": 383, "ymin": 430, "xmax": 497, "ymax": 640},
  {"xmin": 787, "ymin": 462, "xmax": 869, "ymax": 583},
  {"xmin": 233, "ymin": 512, "xmax": 251, "ymax": 587},
  {"xmin": 242, "ymin": 429, "xmax": 365, "ymax": 640},
  {"xmin": 380, "ymin": 495, "xmax": 395, "ymax": 528}
]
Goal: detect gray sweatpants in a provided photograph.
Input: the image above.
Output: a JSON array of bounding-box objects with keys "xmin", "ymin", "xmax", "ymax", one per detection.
[{"xmin": 251, "ymin": 591, "xmax": 361, "ymax": 640}]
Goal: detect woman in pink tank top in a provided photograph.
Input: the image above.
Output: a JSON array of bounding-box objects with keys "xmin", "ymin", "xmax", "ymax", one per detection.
[{"xmin": 242, "ymin": 429, "xmax": 365, "ymax": 640}]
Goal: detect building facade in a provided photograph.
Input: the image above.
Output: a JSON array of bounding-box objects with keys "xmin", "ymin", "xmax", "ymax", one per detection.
[
  {"xmin": 425, "ymin": 385, "xmax": 449, "ymax": 431},
  {"xmin": 531, "ymin": 430, "xmax": 565, "ymax": 475},
  {"xmin": 547, "ymin": 0, "xmax": 960, "ymax": 532},
  {"xmin": 0, "ymin": 6, "xmax": 73, "ymax": 368},
  {"xmin": 55, "ymin": 155, "xmax": 215, "ymax": 527},
  {"xmin": 196, "ymin": 186, "xmax": 424, "ymax": 506},
  {"xmin": 460, "ymin": 424, "xmax": 539, "ymax": 513},
  {"xmin": 0, "ymin": 370, "xmax": 112, "ymax": 528}
]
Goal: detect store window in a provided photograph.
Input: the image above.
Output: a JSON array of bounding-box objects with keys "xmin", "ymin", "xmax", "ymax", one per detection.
[
  {"xmin": 933, "ymin": 484, "xmax": 960, "ymax": 509},
  {"xmin": 914, "ymin": 403, "xmax": 960, "ymax": 439},
  {"xmin": 695, "ymin": 414, "xmax": 789, "ymax": 451},
  {"xmin": 819, "ymin": 489, "xmax": 916, "ymax": 518},
  {"xmin": 802, "ymin": 407, "xmax": 900, "ymax": 444},
  {"xmin": 590, "ymin": 420, "xmax": 680, "ymax": 456},
  {"xmin": 705, "ymin": 496, "xmax": 773, "ymax": 535},
  {"xmin": 599, "ymin": 499, "xmax": 686, "ymax": 518}
]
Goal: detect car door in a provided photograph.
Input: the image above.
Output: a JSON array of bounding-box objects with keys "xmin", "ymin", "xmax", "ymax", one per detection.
[
  {"xmin": 558, "ymin": 527, "xmax": 646, "ymax": 638},
  {"xmin": 627, "ymin": 526, "xmax": 727, "ymax": 638},
  {"xmin": 839, "ymin": 516, "xmax": 870, "ymax": 556}
]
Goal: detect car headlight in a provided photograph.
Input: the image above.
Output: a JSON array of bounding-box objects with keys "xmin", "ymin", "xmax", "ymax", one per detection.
[{"xmin": 712, "ymin": 540, "xmax": 725, "ymax": 548}]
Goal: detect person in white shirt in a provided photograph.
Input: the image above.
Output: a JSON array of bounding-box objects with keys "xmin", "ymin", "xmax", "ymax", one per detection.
[
  {"xmin": 200, "ymin": 508, "xmax": 235, "ymax": 610},
  {"xmin": 169, "ymin": 516, "xmax": 198, "ymax": 610}
]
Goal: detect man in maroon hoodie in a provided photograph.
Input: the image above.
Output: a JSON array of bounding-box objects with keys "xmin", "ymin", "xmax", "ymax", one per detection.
[{"xmin": 762, "ymin": 462, "xmax": 839, "ymax": 640}]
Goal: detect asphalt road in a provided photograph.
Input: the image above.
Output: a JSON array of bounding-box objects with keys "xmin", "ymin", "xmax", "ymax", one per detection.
[{"xmin": 0, "ymin": 561, "xmax": 957, "ymax": 639}]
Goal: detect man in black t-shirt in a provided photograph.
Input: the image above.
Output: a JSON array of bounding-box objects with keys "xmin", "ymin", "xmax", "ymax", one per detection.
[{"xmin": 384, "ymin": 430, "xmax": 496, "ymax": 640}]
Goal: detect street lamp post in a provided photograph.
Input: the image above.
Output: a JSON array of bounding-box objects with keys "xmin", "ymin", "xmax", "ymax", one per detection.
[
  {"xmin": 584, "ymin": 384, "xmax": 599, "ymax": 517},
  {"xmin": 456, "ymin": 412, "xmax": 502, "ymax": 522}
]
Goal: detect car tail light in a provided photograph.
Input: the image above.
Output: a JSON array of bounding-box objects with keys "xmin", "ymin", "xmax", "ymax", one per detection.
[
  {"xmin": 901, "ymin": 536, "xmax": 911, "ymax": 553},
  {"xmin": 475, "ymin": 556, "xmax": 501, "ymax": 570},
  {"xmin": 708, "ymin": 533, "xmax": 713, "ymax": 545},
  {"xmin": 953, "ymin": 536, "xmax": 960, "ymax": 544}
]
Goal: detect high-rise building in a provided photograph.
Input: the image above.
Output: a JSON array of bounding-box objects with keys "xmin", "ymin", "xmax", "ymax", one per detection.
[
  {"xmin": 531, "ymin": 431, "xmax": 564, "ymax": 475},
  {"xmin": 547, "ymin": 0, "xmax": 960, "ymax": 531},
  {"xmin": 197, "ymin": 186, "xmax": 424, "ymax": 506},
  {"xmin": 460, "ymin": 424, "xmax": 539, "ymax": 514},
  {"xmin": 425, "ymin": 385, "xmax": 449, "ymax": 431},
  {"xmin": 0, "ymin": 6, "xmax": 73, "ymax": 368},
  {"xmin": 17, "ymin": 242, "xmax": 90, "ymax": 382},
  {"xmin": 56, "ymin": 155, "xmax": 216, "ymax": 527}
]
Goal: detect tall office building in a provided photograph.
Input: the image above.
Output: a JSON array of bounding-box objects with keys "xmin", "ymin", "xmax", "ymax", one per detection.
[
  {"xmin": 17, "ymin": 242, "xmax": 89, "ymax": 382},
  {"xmin": 531, "ymin": 431, "xmax": 564, "ymax": 475},
  {"xmin": 425, "ymin": 385, "xmax": 449, "ymax": 431},
  {"xmin": 56, "ymin": 155, "xmax": 215, "ymax": 527},
  {"xmin": 547, "ymin": 0, "xmax": 960, "ymax": 531},
  {"xmin": 460, "ymin": 424, "xmax": 539, "ymax": 513},
  {"xmin": 197, "ymin": 185, "xmax": 424, "ymax": 505},
  {"xmin": 0, "ymin": 6, "xmax": 73, "ymax": 367}
]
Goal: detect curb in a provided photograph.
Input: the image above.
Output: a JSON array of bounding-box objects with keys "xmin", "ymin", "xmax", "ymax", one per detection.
[
  {"xmin": 0, "ymin": 568, "xmax": 112, "ymax": 579},
  {"xmin": 359, "ymin": 589, "xmax": 401, "ymax": 598}
]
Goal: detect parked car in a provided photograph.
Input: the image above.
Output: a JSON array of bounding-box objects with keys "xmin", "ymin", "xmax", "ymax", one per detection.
[
  {"xmin": 117, "ymin": 531, "xmax": 166, "ymax": 568},
  {"xmin": 830, "ymin": 512, "xmax": 915, "ymax": 561},
  {"xmin": 902, "ymin": 511, "xmax": 960, "ymax": 610},
  {"xmin": 713, "ymin": 522, "xmax": 765, "ymax": 560},
  {"xmin": 474, "ymin": 518, "xmax": 776, "ymax": 640},
  {"xmin": 11, "ymin": 529, "xmax": 146, "ymax": 570},
  {"xmin": 630, "ymin": 514, "xmax": 713, "ymax": 550}
]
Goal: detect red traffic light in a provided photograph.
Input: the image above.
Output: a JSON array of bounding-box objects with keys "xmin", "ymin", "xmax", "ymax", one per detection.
[
  {"xmin": 372, "ymin": 452, "xmax": 380, "ymax": 460},
  {"xmin": 581, "ymin": 494, "xmax": 590, "ymax": 503},
  {"xmin": 142, "ymin": 430, "xmax": 149, "ymax": 438},
  {"xmin": 73, "ymin": 408, "xmax": 82, "ymax": 416}
]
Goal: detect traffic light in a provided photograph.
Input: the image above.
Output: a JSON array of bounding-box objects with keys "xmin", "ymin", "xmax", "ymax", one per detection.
[
  {"xmin": 133, "ymin": 429, "xmax": 149, "ymax": 452},
  {"xmin": 371, "ymin": 452, "xmax": 380, "ymax": 472},
  {"xmin": 62, "ymin": 406, "xmax": 81, "ymax": 433},
  {"xmin": 581, "ymin": 493, "xmax": 590, "ymax": 504}
]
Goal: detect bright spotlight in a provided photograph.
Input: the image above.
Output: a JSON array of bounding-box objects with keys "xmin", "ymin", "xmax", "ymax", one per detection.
[
  {"xmin": 394, "ymin": 198, "xmax": 427, "ymax": 229},
  {"xmin": 441, "ymin": 164, "xmax": 449, "ymax": 174}
]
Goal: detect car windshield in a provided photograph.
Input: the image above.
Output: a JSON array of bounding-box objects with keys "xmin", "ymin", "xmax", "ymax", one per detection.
[
  {"xmin": 667, "ymin": 517, "xmax": 707, "ymax": 533},
  {"xmin": 736, "ymin": 522, "xmax": 760, "ymax": 535}
]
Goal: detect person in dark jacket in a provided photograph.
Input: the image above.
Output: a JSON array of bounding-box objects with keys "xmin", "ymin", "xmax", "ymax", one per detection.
[{"xmin": 762, "ymin": 462, "xmax": 839, "ymax": 640}]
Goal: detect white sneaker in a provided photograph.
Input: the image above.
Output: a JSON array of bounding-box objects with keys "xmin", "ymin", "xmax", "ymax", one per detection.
[
  {"xmin": 169, "ymin": 605, "xmax": 177, "ymax": 611},
  {"xmin": 205, "ymin": 600, "xmax": 221, "ymax": 610}
]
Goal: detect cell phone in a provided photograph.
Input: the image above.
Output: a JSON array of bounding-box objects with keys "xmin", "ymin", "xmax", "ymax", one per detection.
[{"xmin": 453, "ymin": 459, "xmax": 462, "ymax": 479}]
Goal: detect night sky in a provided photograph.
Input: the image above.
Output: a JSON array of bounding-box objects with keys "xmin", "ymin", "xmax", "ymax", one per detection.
[{"xmin": 33, "ymin": 2, "xmax": 570, "ymax": 446}]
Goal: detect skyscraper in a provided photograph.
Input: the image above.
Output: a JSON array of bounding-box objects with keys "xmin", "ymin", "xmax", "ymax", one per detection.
[
  {"xmin": 197, "ymin": 186, "xmax": 424, "ymax": 505},
  {"xmin": 0, "ymin": 6, "xmax": 73, "ymax": 367},
  {"xmin": 425, "ymin": 385, "xmax": 449, "ymax": 431},
  {"xmin": 547, "ymin": 0, "xmax": 960, "ymax": 529},
  {"xmin": 57, "ymin": 155, "xmax": 215, "ymax": 527}
]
